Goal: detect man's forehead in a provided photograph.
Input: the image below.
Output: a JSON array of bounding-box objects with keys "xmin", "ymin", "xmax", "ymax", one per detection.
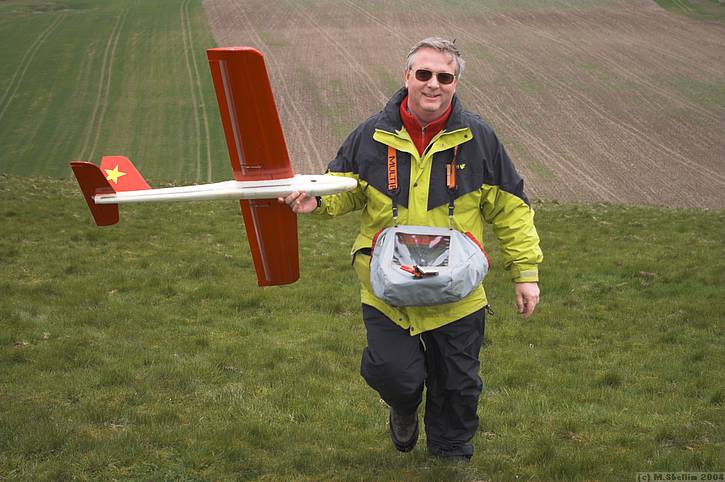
[{"xmin": 411, "ymin": 48, "xmax": 456, "ymax": 68}]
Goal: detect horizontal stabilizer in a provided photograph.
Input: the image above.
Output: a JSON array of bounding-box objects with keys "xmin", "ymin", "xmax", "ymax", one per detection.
[{"xmin": 70, "ymin": 161, "xmax": 119, "ymax": 226}]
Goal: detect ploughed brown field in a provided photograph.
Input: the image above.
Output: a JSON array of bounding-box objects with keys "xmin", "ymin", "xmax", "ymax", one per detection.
[{"xmin": 203, "ymin": 0, "xmax": 725, "ymax": 208}]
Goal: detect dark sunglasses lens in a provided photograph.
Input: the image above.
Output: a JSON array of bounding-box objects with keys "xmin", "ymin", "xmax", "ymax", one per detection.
[
  {"xmin": 414, "ymin": 69, "xmax": 433, "ymax": 82},
  {"xmin": 414, "ymin": 69, "xmax": 455, "ymax": 84},
  {"xmin": 437, "ymin": 73, "xmax": 455, "ymax": 84}
]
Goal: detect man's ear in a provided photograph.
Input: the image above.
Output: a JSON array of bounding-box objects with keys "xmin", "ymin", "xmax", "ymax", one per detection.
[{"xmin": 403, "ymin": 69, "xmax": 409, "ymax": 89}]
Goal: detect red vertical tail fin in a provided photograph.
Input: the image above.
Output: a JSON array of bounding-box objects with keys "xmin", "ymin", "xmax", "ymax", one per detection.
[
  {"xmin": 99, "ymin": 156, "xmax": 151, "ymax": 192},
  {"xmin": 70, "ymin": 156, "xmax": 150, "ymax": 226},
  {"xmin": 70, "ymin": 161, "xmax": 119, "ymax": 226}
]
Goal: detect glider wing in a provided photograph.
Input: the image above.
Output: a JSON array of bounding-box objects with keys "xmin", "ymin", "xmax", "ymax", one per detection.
[{"xmin": 207, "ymin": 47, "xmax": 299, "ymax": 286}]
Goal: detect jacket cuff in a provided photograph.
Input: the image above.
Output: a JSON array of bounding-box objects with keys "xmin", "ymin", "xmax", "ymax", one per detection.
[
  {"xmin": 511, "ymin": 264, "xmax": 539, "ymax": 283},
  {"xmin": 312, "ymin": 196, "xmax": 327, "ymax": 215}
]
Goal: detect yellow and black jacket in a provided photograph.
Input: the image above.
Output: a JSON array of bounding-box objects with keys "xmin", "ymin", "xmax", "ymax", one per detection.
[{"xmin": 317, "ymin": 88, "xmax": 543, "ymax": 335}]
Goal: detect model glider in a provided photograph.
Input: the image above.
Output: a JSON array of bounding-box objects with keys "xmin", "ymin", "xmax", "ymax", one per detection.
[{"xmin": 71, "ymin": 47, "xmax": 356, "ymax": 286}]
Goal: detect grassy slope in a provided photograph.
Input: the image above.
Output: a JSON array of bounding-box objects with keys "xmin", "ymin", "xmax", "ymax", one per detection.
[
  {"xmin": 0, "ymin": 0, "xmax": 226, "ymax": 182},
  {"xmin": 1, "ymin": 174, "xmax": 723, "ymax": 480}
]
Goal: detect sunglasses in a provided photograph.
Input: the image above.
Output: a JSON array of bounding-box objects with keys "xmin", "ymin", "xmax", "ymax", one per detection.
[{"xmin": 413, "ymin": 69, "xmax": 456, "ymax": 85}]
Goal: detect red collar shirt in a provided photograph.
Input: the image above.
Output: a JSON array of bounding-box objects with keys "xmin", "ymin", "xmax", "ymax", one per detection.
[{"xmin": 399, "ymin": 96, "xmax": 452, "ymax": 156}]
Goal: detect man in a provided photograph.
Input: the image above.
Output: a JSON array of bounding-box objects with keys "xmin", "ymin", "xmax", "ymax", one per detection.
[{"xmin": 280, "ymin": 37, "xmax": 543, "ymax": 460}]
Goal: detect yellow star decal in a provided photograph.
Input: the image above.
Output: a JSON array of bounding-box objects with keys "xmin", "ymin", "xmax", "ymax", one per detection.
[{"xmin": 104, "ymin": 164, "xmax": 126, "ymax": 184}]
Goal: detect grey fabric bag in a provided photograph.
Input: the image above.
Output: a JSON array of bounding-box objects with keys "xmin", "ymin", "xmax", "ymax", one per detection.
[{"xmin": 370, "ymin": 225, "xmax": 490, "ymax": 307}]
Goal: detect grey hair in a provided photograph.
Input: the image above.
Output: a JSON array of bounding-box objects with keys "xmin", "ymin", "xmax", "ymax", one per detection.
[{"xmin": 404, "ymin": 37, "xmax": 465, "ymax": 79}]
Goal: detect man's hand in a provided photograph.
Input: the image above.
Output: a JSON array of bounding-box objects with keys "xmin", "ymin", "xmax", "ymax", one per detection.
[
  {"xmin": 278, "ymin": 191, "xmax": 318, "ymax": 214},
  {"xmin": 515, "ymin": 282, "xmax": 540, "ymax": 320}
]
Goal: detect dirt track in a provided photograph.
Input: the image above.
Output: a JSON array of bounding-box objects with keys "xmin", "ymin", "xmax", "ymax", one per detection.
[{"xmin": 203, "ymin": 0, "xmax": 725, "ymax": 208}]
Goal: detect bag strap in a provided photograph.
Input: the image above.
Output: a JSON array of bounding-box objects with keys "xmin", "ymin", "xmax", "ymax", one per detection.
[
  {"xmin": 446, "ymin": 146, "xmax": 459, "ymax": 229},
  {"xmin": 387, "ymin": 145, "xmax": 400, "ymax": 226},
  {"xmin": 386, "ymin": 144, "xmax": 459, "ymax": 229}
]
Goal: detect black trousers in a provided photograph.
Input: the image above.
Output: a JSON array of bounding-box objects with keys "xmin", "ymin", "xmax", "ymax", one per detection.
[{"xmin": 360, "ymin": 304, "xmax": 485, "ymax": 458}]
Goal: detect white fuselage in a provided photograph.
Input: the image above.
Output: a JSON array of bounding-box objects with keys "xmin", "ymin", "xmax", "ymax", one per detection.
[{"xmin": 94, "ymin": 174, "xmax": 357, "ymax": 204}]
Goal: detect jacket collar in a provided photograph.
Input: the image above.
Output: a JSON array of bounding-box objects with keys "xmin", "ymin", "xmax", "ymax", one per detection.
[{"xmin": 376, "ymin": 87, "xmax": 467, "ymax": 134}]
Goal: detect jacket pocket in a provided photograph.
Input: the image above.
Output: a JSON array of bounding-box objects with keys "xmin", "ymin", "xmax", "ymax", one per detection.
[{"xmin": 352, "ymin": 249, "xmax": 372, "ymax": 292}]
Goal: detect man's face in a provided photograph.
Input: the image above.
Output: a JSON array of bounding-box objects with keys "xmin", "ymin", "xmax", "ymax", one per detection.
[{"xmin": 404, "ymin": 47, "xmax": 458, "ymax": 125}]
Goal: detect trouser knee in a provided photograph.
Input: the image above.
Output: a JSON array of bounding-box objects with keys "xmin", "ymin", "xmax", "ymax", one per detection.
[
  {"xmin": 360, "ymin": 305, "xmax": 426, "ymax": 413},
  {"xmin": 360, "ymin": 346, "xmax": 424, "ymax": 412}
]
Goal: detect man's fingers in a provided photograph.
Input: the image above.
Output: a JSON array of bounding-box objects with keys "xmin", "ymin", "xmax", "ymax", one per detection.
[
  {"xmin": 277, "ymin": 192, "xmax": 297, "ymax": 204},
  {"xmin": 515, "ymin": 282, "xmax": 540, "ymax": 320},
  {"xmin": 515, "ymin": 291, "xmax": 525, "ymax": 315},
  {"xmin": 284, "ymin": 191, "xmax": 301, "ymax": 204},
  {"xmin": 521, "ymin": 294, "xmax": 539, "ymax": 320},
  {"xmin": 521, "ymin": 298, "xmax": 534, "ymax": 320},
  {"xmin": 277, "ymin": 191, "xmax": 317, "ymax": 214},
  {"xmin": 278, "ymin": 191, "xmax": 302, "ymax": 208}
]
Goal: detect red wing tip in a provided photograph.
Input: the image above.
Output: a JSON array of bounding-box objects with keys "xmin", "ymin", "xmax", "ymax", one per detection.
[
  {"xmin": 207, "ymin": 46, "xmax": 262, "ymax": 58},
  {"xmin": 207, "ymin": 46, "xmax": 259, "ymax": 52},
  {"xmin": 257, "ymin": 275, "xmax": 300, "ymax": 287}
]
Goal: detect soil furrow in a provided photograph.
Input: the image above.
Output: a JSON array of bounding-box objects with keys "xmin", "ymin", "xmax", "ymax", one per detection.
[
  {"xmin": 290, "ymin": 1, "xmax": 388, "ymax": 105},
  {"xmin": 202, "ymin": 0, "xmax": 725, "ymax": 208},
  {"xmin": 207, "ymin": 0, "xmax": 322, "ymax": 170},
  {"xmin": 497, "ymin": 12, "xmax": 721, "ymax": 125},
  {"xmin": 444, "ymin": 17, "xmax": 725, "ymax": 187}
]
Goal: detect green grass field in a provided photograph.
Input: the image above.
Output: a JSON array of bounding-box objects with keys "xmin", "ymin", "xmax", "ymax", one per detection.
[
  {"xmin": 0, "ymin": 0, "xmax": 226, "ymax": 182},
  {"xmin": 1, "ymin": 174, "xmax": 723, "ymax": 480}
]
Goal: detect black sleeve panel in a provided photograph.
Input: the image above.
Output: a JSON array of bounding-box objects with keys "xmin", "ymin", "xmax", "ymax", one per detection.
[
  {"xmin": 467, "ymin": 112, "xmax": 530, "ymax": 206},
  {"xmin": 327, "ymin": 123, "xmax": 365, "ymax": 175},
  {"xmin": 487, "ymin": 137, "xmax": 530, "ymax": 206},
  {"xmin": 327, "ymin": 114, "xmax": 412, "ymax": 208},
  {"xmin": 427, "ymin": 113, "xmax": 529, "ymax": 210}
]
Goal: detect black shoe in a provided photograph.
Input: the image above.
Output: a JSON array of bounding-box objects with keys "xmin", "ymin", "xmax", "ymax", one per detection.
[
  {"xmin": 428, "ymin": 446, "xmax": 472, "ymax": 463},
  {"xmin": 389, "ymin": 407, "xmax": 419, "ymax": 452},
  {"xmin": 430, "ymin": 453, "xmax": 471, "ymax": 463}
]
